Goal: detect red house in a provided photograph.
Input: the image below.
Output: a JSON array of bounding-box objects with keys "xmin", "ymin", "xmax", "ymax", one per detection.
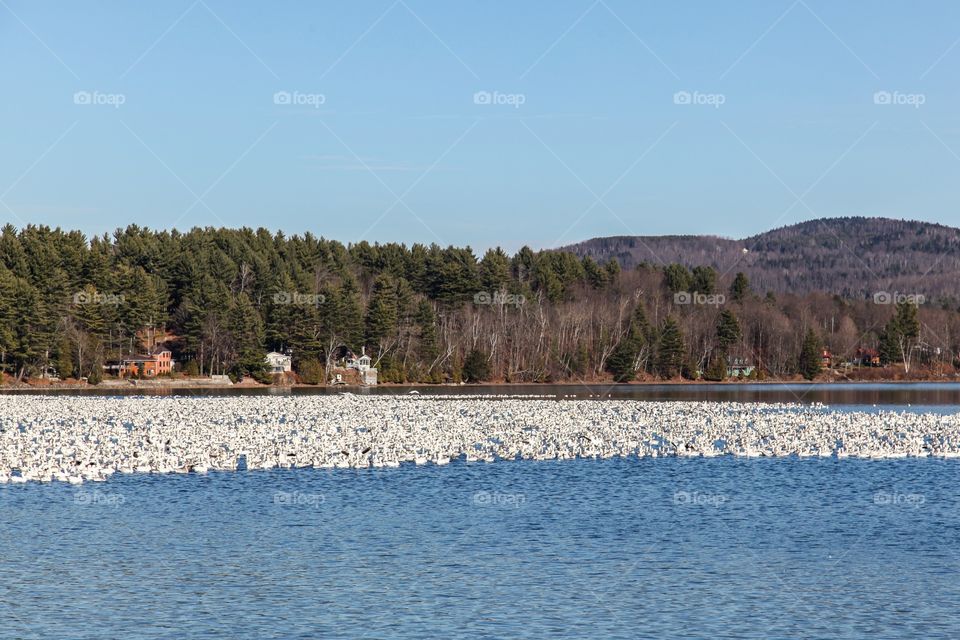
[{"xmin": 117, "ymin": 350, "xmax": 173, "ymax": 378}]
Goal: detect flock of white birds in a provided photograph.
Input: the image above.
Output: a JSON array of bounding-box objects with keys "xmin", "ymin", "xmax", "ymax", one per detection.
[{"xmin": 1, "ymin": 394, "xmax": 958, "ymax": 484}]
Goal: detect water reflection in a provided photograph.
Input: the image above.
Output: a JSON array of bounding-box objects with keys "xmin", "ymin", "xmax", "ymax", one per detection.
[{"xmin": 3, "ymin": 382, "xmax": 960, "ymax": 405}]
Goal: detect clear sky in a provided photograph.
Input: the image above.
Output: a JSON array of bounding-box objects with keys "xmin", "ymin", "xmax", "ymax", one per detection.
[{"xmin": 2, "ymin": 1, "xmax": 960, "ymax": 251}]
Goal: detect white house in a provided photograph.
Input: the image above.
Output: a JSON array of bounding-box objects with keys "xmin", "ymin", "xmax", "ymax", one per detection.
[
  {"xmin": 346, "ymin": 347, "xmax": 378, "ymax": 385},
  {"xmin": 265, "ymin": 351, "xmax": 292, "ymax": 374}
]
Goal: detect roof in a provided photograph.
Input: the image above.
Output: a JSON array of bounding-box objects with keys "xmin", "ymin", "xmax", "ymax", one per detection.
[{"xmin": 118, "ymin": 349, "xmax": 172, "ymax": 363}]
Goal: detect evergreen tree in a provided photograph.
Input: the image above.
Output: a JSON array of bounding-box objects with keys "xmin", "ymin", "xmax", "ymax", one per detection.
[
  {"xmin": 655, "ymin": 317, "xmax": 685, "ymax": 378},
  {"xmin": 878, "ymin": 323, "xmax": 900, "ymax": 365},
  {"xmin": 716, "ymin": 310, "xmax": 742, "ymax": 352},
  {"xmin": 582, "ymin": 256, "xmax": 608, "ymax": 289},
  {"xmin": 663, "ymin": 264, "xmax": 691, "ymax": 293},
  {"xmin": 365, "ymin": 274, "xmax": 399, "ymax": 346},
  {"xmin": 462, "ymin": 348, "xmax": 490, "ymax": 382},
  {"xmin": 55, "ymin": 338, "xmax": 74, "ymax": 379},
  {"xmin": 691, "ymin": 266, "xmax": 717, "ymax": 295},
  {"xmin": 11, "ymin": 278, "xmax": 48, "ymax": 378},
  {"xmin": 879, "ymin": 302, "xmax": 921, "ymax": 370},
  {"xmin": 228, "ymin": 292, "xmax": 266, "ymax": 380},
  {"xmin": 798, "ymin": 328, "xmax": 822, "ymax": 380},
  {"xmin": 479, "ymin": 248, "xmax": 512, "ymax": 292},
  {"xmin": 604, "ymin": 259, "xmax": 621, "ymax": 281},
  {"xmin": 415, "ymin": 300, "xmax": 439, "ymax": 364},
  {"xmin": 337, "ymin": 276, "xmax": 364, "ymax": 350},
  {"xmin": 730, "ymin": 272, "xmax": 750, "ymax": 302},
  {"xmin": 895, "ymin": 301, "xmax": 920, "ymax": 342},
  {"xmin": 605, "ymin": 304, "xmax": 653, "ymax": 382}
]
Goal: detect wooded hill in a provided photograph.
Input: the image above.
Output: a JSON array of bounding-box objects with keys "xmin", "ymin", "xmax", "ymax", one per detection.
[
  {"xmin": 561, "ymin": 217, "xmax": 960, "ymax": 300},
  {"xmin": 0, "ymin": 221, "xmax": 956, "ymax": 385}
]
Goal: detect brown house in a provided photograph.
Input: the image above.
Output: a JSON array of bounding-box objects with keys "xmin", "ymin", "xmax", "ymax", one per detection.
[{"xmin": 115, "ymin": 350, "xmax": 174, "ymax": 378}]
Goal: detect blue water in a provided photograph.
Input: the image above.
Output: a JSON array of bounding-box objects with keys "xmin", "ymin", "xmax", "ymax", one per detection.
[
  {"xmin": 9, "ymin": 381, "xmax": 960, "ymax": 406},
  {"xmin": 2, "ymin": 456, "xmax": 959, "ymax": 639}
]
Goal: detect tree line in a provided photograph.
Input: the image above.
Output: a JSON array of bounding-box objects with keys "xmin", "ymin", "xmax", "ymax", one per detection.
[{"xmin": 0, "ymin": 223, "xmax": 956, "ymax": 384}]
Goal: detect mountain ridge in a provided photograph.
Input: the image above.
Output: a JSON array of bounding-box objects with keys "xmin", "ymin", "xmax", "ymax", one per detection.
[{"xmin": 560, "ymin": 217, "xmax": 960, "ymax": 299}]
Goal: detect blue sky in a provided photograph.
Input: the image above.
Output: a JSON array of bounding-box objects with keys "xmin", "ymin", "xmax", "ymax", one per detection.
[{"xmin": 2, "ymin": 1, "xmax": 960, "ymax": 251}]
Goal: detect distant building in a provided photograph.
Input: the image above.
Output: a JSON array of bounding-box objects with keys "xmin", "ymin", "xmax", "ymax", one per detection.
[
  {"xmin": 821, "ymin": 349, "xmax": 833, "ymax": 369},
  {"xmin": 346, "ymin": 347, "xmax": 378, "ymax": 385},
  {"xmin": 856, "ymin": 348, "xmax": 881, "ymax": 367},
  {"xmin": 109, "ymin": 349, "xmax": 174, "ymax": 378},
  {"xmin": 726, "ymin": 357, "xmax": 754, "ymax": 378},
  {"xmin": 265, "ymin": 351, "xmax": 292, "ymax": 374}
]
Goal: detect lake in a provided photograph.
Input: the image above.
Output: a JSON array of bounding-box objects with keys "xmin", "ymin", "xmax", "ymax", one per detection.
[
  {"xmin": 6, "ymin": 380, "xmax": 960, "ymax": 406},
  {"xmin": 1, "ymin": 387, "xmax": 959, "ymax": 638}
]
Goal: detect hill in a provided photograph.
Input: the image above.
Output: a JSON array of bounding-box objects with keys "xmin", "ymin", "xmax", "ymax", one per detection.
[{"xmin": 560, "ymin": 217, "xmax": 960, "ymax": 299}]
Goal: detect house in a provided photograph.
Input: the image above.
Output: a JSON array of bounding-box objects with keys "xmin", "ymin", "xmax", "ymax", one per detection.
[
  {"xmin": 856, "ymin": 348, "xmax": 881, "ymax": 367},
  {"xmin": 345, "ymin": 347, "xmax": 378, "ymax": 385},
  {"xmin": 821, "ymin": 349, "xmax": 833, "ymax": 369},
  {"xmin": 113, "ymin": 350, "xmax": 174, "ymax": 378},
  {"xmin": 726, "ymin": 357, "xmax": 755, "ymax": 378},
  {"xmin": 265, "ymin": 351, "xmax": 292, "ymax": 374}
]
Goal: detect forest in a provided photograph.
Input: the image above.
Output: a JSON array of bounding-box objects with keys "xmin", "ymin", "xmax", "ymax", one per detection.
[
  {"xmin": 565, "ymin": 217, "xmax": 960, "ymax": 299},
  {"xmin": 0, "ymin": 223, "xmax": 955, "ymax": 385}
]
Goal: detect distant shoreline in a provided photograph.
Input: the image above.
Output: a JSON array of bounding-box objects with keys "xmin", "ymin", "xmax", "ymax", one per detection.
[{"xmin": 2, "ymin": 377, "xmax": 960, "ymax": 393}]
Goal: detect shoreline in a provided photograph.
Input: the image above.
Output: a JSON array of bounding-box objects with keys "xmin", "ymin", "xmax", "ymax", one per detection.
[{"xmin": 2, "ymin": 378, "xmax": 960, "ymax": 393}]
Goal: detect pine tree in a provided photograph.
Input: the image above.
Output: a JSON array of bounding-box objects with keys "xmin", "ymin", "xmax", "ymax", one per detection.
[
  {"xmin": 798, "ymin": 328, "xmax": 822, "ymax": 380},
  {"xmin": 879, "ymin": 302, "xmax": 921, "ymax": 371},
  {"xmin": 606, "ymin": 304, "xmax": 653, "ymax": 382},
  {"xmin": 691, "ymin": 266, "xmax": 717, "ymax": 295},
  {"xmin": 605, "ymin": 341, "xmax": 638, "ymax": 382},
  {"xmin": 365, "ymin": 274, "xmax": 399, "ymax": 346},
  {"xmin": 479, "ymin": 248, "xmax": 512, "ymax": 292},
  {"xmin": 337, "ymin": 276, "xmax": 364, "ymax": 350},
  {"xmin": 581, "ymin": 256, "xmax": 608, "ymax": 289},
  {"xmin": 416, "ymin": 300, "xmax": 439, "ymax": 365},
  {"xmin": 228, "ymin": 292, "xmax": 266, "ymax": 380},
  {"xmin": 704, "ymin": 352, "xmax": 728, "ymax": 381},
  {"xmin": 604, "ymin": 259, "xmax": 621, "ymax": 281},
  {"xmin": 895, "ymin": 301, "xmax": 920, "ymax": 342},
  {"xmin": 655, "ymin": 317, "xmax": 685, "ymax": 379},
  {"xmin": 0, "ymin": 268, "xmax": 17, "ymax": 374},
  {"xmin": 716, "ymin": 310, "xmax": 742, "ymax": 352},
  {"xmin": 878, "ymin": 322, "xmax": 899, "ymax": 365},
  {"xmin": 55, "ymin": 338, "xmax": 74, "ymax": 379},
  {"xmin": 730, "ymin": 272, "xmax": 750, "ymax": 302},
  {"xmin": 663, "ymin": 264, "xmax": 691, "ymax": 294},
  {"xmin": 11, "ymin": 278, "xmax": 48, "ymax": 379},
  {"xmin": 462, "ymin": 348, "xmax": 490, "ymax": 382}
]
